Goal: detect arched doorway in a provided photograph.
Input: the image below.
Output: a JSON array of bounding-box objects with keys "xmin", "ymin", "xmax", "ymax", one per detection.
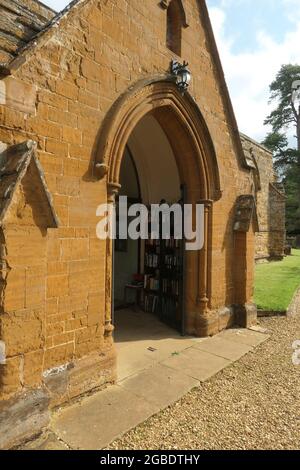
[
  {"xmin": 113, "ymin": 113, "xmax": 184, "ymax": 337},
  {"xmin": 95, "ymin": 78, "xmax": 222, "ymax": 339}
]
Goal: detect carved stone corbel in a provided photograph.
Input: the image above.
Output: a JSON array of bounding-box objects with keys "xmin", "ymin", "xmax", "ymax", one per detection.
[
  {"xmin": 160, "ymin": 0, "xmax": 169, "ymax": 8},
  {"xmin": 95, "ymin": 163, "xmax": 109, "ymax": 179}
]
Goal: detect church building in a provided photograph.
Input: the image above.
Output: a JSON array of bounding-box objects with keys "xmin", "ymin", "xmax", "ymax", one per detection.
[{"xmin": 0, "ymin": 0, "xmax": 260, "ymax": 447}]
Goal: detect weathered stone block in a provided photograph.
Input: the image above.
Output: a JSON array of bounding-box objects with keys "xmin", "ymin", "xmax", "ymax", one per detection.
[
  {"xmin": 44, "ymin": 343, "xmax": 74, "ymax": 371},
  {"xmin": 62, "ymin": 126, "xmax": 82, "ymax": 145},
  {"xmin": 218, "ymin": 306, "xmax": 235, "ymax": 331},
  {"xmin": 81, "ymin": 58, "xmax": 101, "ymax": 81},
  {"xmin": 1, "ymin": 77, "xmax": 37, "ymax": 114},
  {"xmin": 23, "ymin": 350, "xmax": 44, "ymax": 387},
  {"xmin": 0, "ymin": 389, "xmax": 50, "ymax": 450},
  {"xmin": 0, "ymin": 356, "xmax": 22, "ymax": 397},
  {"xmin": 47, "ymin": 274, "xmax": 69, "ymax": 298},
  {"xmin": 235, "ymin": 303, "xmax": 258, "ymax": 329},
  {"xmin": 61, "ymin": 238, "xmax": 89, "ymax": 261},
  {"xmin": 3, "ymin": 269, "xmax": 26, "ymax": 311},
  {"xmin": 1, "ymin": 311, "xmax": 44, "ymax": 357},
  {"xmin": 67, "ymin": 349, "xmax": 117, "ymax": 401}
]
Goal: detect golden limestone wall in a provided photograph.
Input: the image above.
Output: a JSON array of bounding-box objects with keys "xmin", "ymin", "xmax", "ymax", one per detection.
[
  {"xmin": 240, "ymin": 135, "xmax": 286, "ymax": 262},
  {"xmin": 0, "ymin": 0, "xmax": 256, "ymax": 446}
]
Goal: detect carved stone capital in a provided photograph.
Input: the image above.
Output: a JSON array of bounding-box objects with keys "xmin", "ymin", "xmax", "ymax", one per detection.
[
  {"xmin": 107, "ymin": 182, "xmax": 121, "ymax": 203},
  {"xmin": 104, "ymin": 322, "xmax": 115, "ymax": 337},
  {"xmin": 198, "ymin": 199, "xmax": 213, "ymax": 210}
]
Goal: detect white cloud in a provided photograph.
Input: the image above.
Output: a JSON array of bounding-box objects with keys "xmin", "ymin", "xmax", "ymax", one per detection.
[
  {"xmin": 209, "ymin": 5, "xmax": 300, "ymax": 142},
  {"xmin": 283, "ymin": 0, "xmax": 300, "ymax": 24}
]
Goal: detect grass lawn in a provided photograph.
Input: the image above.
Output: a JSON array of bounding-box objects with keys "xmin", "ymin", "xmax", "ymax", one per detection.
[{"xmin": 255, "ymin": 249, "xmax": 300, "ymax": 312}]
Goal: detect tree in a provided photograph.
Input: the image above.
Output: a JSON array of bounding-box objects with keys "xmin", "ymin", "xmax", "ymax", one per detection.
[
  {"xmin": 264, "ymin": 64, "xmax": 300, "ymax": 154},
  {"xmin": 262, "ymin": 131, "xmax": 299, "ymax": 175},
  {"xmin": 262, "ymin": 64, "xmax": 300, "ymax": 234},
  {"xmin": 284, "ymin": 167, "xmax": 300, "ymax": 235}
]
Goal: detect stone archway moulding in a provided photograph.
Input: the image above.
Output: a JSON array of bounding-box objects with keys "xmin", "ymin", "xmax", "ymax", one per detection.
[
  {"xmin": 95, "ymin": 76, "xmax": 223, "ymax": 337},
  {"xmin": 95, "ymin": 76, "xmax": 222, "ymax": 202}
]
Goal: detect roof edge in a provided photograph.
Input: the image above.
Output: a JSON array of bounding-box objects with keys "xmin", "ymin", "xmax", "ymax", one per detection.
[
  {"xmin": 0, "ymin": 0, "xmax": 85, "ymax": 76},
  {"xmin": 240, "ymin": 132, "xmax": 273, "ymax": 156},
  {"xmin": 32, "ymin": 0, "xmax": 58, "ymax": 14},
  {"xmin": 0, "ymin": 140, "xmax": 60, "ymax": 228},
  {"xmin": 269, "ymin": 182, "xmax": 286, "ymax": 199}
]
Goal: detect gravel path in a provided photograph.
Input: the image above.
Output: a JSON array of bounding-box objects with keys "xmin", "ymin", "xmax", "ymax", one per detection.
[{"xmin": 108, "ymin": 316, "xmax": 300, "ymax": 450}]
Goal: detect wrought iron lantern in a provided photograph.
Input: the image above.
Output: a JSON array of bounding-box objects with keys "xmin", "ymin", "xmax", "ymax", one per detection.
[{"xmin": 170, "ymin": 59, "xmax": 191, "ymax": 94}]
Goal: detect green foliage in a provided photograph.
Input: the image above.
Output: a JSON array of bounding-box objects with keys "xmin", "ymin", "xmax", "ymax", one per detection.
[
  {"xmin": 262, "ymin": 132, "xmax": 288, "ymax": 155},
  {"xmin": 263, "ymin": 133, "xmax": 300, "ymax": 170},
  {"xmin": 284, "ymin": 167, "xmax": 300, "ymax": 234},
  {"xmin": 264, "ymin": 64, "xmax": 300, "ymax": 132},
  {"xmin": 255, "ymin": 250, "xmax": 300, "ymax": 311},
  {"xmin": 263, "ymin": 64, "xmax": 300, "ymax": 234}
]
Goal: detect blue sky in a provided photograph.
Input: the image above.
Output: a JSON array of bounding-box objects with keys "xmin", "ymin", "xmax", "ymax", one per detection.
[
  {"xmin": 43, "ymin": 0, "xmax": 300, "ymax": 141},
  {"xmin": 207, "ymin": 0, "xmax": 294, "ymax": 54},
  {"xmin": 42, "ymin": 0, "xmax": 69, "ymax": 11}
]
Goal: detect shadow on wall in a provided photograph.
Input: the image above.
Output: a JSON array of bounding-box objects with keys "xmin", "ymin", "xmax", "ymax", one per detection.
[{"xmin": 222, "ymin": 204, "xmax": 236, "ymax": 307}]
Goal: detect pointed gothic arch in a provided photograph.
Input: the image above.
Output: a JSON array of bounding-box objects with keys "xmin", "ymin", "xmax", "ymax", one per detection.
[
  {"xmin": 95, "ymin": 77, "xmax": 221, "ymax": 202},
  {"xmin": 95, "ymin": 76, "xmax": 222, "ymax": 337}
]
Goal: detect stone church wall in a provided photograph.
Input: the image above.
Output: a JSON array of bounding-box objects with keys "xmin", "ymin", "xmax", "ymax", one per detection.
[{"xmin": 240, "ymin": 134, "xmax": 286, "ymax": 262}]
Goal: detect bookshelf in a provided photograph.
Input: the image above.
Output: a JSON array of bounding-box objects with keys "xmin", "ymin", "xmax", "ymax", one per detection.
[
  {"xmin": 143, "ymin": 190, "xmax": 185, "ymax": 335},
  {"xmin": 144, "ymin": 238, "xmax": 160, "ymax": 315},
  {"xmin": 160, "ymin": 235, "xmax": 184, "ymax": 332}
]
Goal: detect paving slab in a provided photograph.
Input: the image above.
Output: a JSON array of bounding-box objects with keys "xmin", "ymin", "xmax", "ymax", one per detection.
[
  {"xmin": 192, "ymin": 336, "xmax": 252, "ymax": 361},
  {"xmin": 117, "ymin": 338, "xmax": 198, "ymax": 381},
  {"xmin": 52, "ymin": 385, "xmax": 159, "ymax": 450},
  {"xmin": 117, "ymin": 350, "xmax": 156, "ymax": 382},
  {"xmin": 161, "ymin": 347, "xmax": 231, "ymax": 382},
  {"xmin": 219, "ymin": 328, "xmax": 269, "ymax": 347},
  {"xmin": 46, "ymin": 314, "xmax": 270, "ymax": 450},
  {"xmin": 119, "ymin": 363, "xmax": 199, "ymax": 408},
  {"xmin": 116, "ymin": 328, "xmax": 200, "ymax": 382}
]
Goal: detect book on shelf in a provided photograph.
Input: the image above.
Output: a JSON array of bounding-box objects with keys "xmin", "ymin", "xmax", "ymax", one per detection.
[
  {"xmin": 145, "ymin": 238, "xmax": 160, "ymax": 247},
  {"xmin": 144, "ymin": 274, "xmax": 159, "ymax": 291},
  {"xmin": 162, "ymin": 278, "xmax": 179, "ymax": 295},
  {"xmin": 145, "ymin": 253, "xmax": 159, "ymax": 268},
  {"xmin": 164, "ymin": 237, "xmax": 181, "ymax": 249},
  {"xmin": 144, "ymin": 294, "xmax": 159, "ymax": 314},
  {"xmin": 163, "ymin": 254, "xmax": 180, "ymax": 269}
]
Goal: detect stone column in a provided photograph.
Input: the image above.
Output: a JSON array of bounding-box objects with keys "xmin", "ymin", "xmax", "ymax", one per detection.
[
  {"xmin": 196, "ymin": 199, "xmax": 213, "ymax": 335},
  {"xmin": 104, "ymin": 182, "xmax": 121, "ymax": 338},
  {"xmin": 197, "ymin": 200, "xmax": 212, "ymax": 308}
]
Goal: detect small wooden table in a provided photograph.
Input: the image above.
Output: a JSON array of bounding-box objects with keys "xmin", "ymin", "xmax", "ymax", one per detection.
[{"xmin": 124, "ymin": 284, "xmax": 144, "ymax": 310}]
